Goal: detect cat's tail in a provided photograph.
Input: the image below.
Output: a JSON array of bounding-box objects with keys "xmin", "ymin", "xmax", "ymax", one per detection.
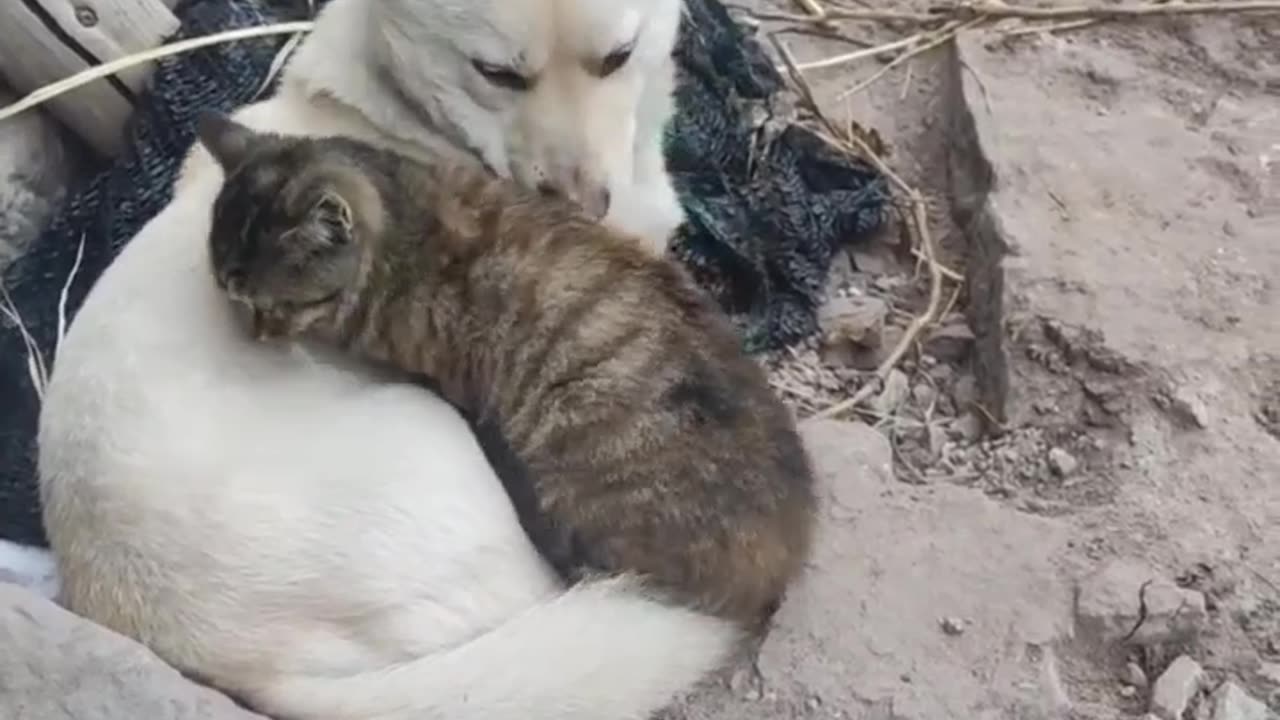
[{"xmin": 249, "ymin": 575, "xmax": 739, "ymax": 720}]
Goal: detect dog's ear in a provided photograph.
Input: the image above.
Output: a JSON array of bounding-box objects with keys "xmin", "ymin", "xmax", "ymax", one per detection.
[{"xmin": 196, "ymin": 110, "xmax": 259, "ymax": 171}]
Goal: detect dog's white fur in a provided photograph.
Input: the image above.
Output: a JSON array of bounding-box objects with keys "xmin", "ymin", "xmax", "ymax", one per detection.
[{"xmin": 37, "ymin": 1, "xmax": 738, "ymax": 719}]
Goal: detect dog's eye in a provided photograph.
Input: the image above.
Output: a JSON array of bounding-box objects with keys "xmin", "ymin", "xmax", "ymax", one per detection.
[
  {"xmin": 472, "ymin": 60, "xmax": 532, "ymax": 91},
  {"xmin": 600, "ymin": 47, "xmax": 633, "ymax": 78}
]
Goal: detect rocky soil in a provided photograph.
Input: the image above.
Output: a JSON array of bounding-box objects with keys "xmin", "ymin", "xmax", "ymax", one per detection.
[
  {"xmin": 2, "ymin": 3, "xmax": 1279, "ymax": 720},
  {"xmin": 677, "ymin": 2, "xmax": 1279, "ymax": 719}
]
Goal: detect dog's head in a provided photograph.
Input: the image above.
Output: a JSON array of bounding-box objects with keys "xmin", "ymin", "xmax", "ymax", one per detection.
[{"xmin": 372, "ymin": 0, "xmax": 681, "ymax": 219}]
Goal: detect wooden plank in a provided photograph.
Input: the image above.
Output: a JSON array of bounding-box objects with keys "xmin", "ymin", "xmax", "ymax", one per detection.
[{"xmin": 0, "ymin": 0, "xmax": 180, "ymax": 156}]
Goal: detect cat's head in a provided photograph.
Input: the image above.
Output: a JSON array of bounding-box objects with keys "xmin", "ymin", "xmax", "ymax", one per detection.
[{"xmin": 197, "ymin": 111, "xmax": 376, "ymax": 340}]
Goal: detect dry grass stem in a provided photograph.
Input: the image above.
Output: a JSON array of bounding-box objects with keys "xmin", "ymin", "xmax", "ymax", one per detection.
[
  {"xmin": 794, "ymin": 32, "xmax": 922, "ymax": 71},
  {"xmin": 747, "ymin": 0, "xmax": 1280, "ymax": 28},
  {"xmin": 768, "ymin": 34, "xmax": 953, "ymax": 424},
  {"xmin": 997, "ymin": 17, "xmax": 1101, "ymax": 38},
  {"xmin": 945, "ymin": 0, "xmax": 1280, "ymax": 21},
  {"xmin": 0, "ymin": 22, "xmax": 314, "ymax": 123},
  {"xmin": 835, "ymin": 17, "xmax": 983, "ymax": 101}
]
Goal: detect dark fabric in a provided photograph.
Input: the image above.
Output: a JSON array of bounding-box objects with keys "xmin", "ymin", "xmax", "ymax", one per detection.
[
  {"xmin": 0, "ymin": 0, "xmax": 887, "ymax": 545},
  {"xmin": 669, "ymin": 0, "xmax": 889, "ymax": 351}
]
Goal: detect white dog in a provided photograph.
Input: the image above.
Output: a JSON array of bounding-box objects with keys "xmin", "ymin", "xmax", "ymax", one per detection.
[{"xmin": 37, "ymin": 1, "xmax": 739, "ymax": 719}]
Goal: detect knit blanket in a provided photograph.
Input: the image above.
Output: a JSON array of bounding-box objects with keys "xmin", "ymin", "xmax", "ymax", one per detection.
[{"xmin": 0, "ymin": 0, "xmax": 887, "ymax": 546}]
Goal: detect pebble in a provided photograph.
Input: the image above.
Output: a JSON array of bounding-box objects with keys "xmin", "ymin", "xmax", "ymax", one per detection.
[
  {"xmin": 927, "ymin": 424, "xmax": 948, "ymax": 461},
  {"xmin": 1123, "ymin": 661, "xmax": 1149, "ymax": 689},
  {"xmin": 912, "ymin": 383, "xmax": 937, "ymax": 408},
  {"xmin": 952, "ymin": 374, "xmax": 978, "ymax": 409},
  {"xmin": 818, "ymin": 296, "xmax": 890, "ymax": 368},
  {"xmin": 923, "ymin": 321, "xmax": 976, "ymax": 362},
  {"xmin": 873, "ymin": 369, "xmax": 911, "ymax": 417},
  {"xmin": 1048, "ymin": 447, "xmax": 1079, "ymax": 477},
  {"xmin": 939, "ymin": 617, "xmax": 966, "ymax": 635},
  {"xmin": 850, "ymin": 245, "xmax": 898, "ymax": 276},
  {"xmin": 927, "ymin": 363, "xmax": 955, "ymax": 385},
  {"xmin": 1149, "ymin": 655, "xmax": 1204, "ymax": 720},
  {"xmin": 951, "ymin": 412, "xmax": 984, "ymax": 442},
  {"xmin": 1208, "ymin": 682, "xmax": 1270, "ymax": 720}
]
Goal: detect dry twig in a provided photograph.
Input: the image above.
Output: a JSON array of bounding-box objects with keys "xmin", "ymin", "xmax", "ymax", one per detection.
[
  {"xmin": 835, "ymin": 17, "xmax": 983, "ymax": 100},
  {"xmin": 748, "ymin": 0, "xmax": 1279, "ymax": 27},
  {"xmin": 767, "ymin": 35, "xmax": 952, "ymax": 423},
  {"xmin": 944, "ymin": 0, "xmax": 1280, "ymax": 21},
  {"xmin": 0, "ymin": 22, "xmax": 314, "ymax": 123}
]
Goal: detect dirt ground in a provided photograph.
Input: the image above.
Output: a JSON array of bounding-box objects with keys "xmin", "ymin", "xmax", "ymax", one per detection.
[
  {"xmin": 1, "ymin": 3, "xmax": 1278, "ymax": 719},
  {"xmin": 672, "ymin": 3, "xmax": 1279, "ymax": 719}
]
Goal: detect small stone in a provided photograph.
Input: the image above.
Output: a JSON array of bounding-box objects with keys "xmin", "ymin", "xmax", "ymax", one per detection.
[
  {"xmin": 1123, "ymin": 661, "xmax": 1149, "ymax": 689},
  {"xmin": 805, "ymin": 695, "xmax": 823, "ymax": 712},
  {"xmin": 1048, "ymin": 447, "xmax": 1079, "ymax": 478},
  {"xmin": 1120, "ymin": 685, "xmax": 1138, "ymax": 699},
  {"xmin": 872, "ymin": 369, "xmax": 911, "ymax": 417},
  {"xmin": 850, "ymin": 245, "xmax": 898, "ymax": 276},
  {"xmin": 727, "ymin": 665, "xmax": 764, "ymax": 701},
  {"xmin": 1150, "ymin": 656, "xmax": 1204, "ymax": 720},
  {"xmin": 820, "ymin": 296, "xmax": 888, "ymax": 346},
  {"xmin": 912, "ymin": 382, "xmax": 937, "ymax": 408},
  {"xmin": 952, "ymin": 374, "xmax": 979, "ymax": 409},
  {"xmin": 1208, "ymin": 682, "xmax": 1269, "ymax": 720},
  {"xmin": 951, "ymin": 412, "xmax": 984, "ymax": 442},
  {"xmin": 873, "ymin": 275, "xmax": 905, "ymax": 293},
  {"xmin": 1169, "ymin": 384, "xmax": 1211, "ymax": 429},
  {"xmin": 818, "ymin": 296, "xmax": 889, "ymax": 368},
  {"xmin": 923, "ymin": 321, "xmax": 976, "ymax": 362},
  {"xmin": 940, "ymin": 617, "xmax": 966, "ymax": 635},
  {"xmin": 1076, "ymin": 559, "xmax": 1208, "ymax": 647},
  {"xmin": 927, "ymin": 424, "xmax": 948, "ymax": 460},
  {"xmin": 928, "ymin": 363, "xmax": 955, "ymax": 385}
]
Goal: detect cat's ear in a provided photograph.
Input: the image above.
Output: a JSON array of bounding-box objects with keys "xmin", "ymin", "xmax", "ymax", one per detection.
[
  {"xmin": 196, "ymin": 110, "xmax": 259, "ymax": 171},
  {"xmin": 301, "ymin": 190, "xmax": 355, "ymax": 247}
]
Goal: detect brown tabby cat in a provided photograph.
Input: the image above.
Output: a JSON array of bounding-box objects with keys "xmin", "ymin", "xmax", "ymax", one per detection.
[{"xmin": 196, "ymin": 110, "xmax": 816, "ymax": 635}]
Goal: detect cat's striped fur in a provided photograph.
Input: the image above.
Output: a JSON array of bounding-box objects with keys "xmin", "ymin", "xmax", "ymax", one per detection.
[{"xmin": 198, "ymin": 110, "xmax": 816, "ymax": 633}]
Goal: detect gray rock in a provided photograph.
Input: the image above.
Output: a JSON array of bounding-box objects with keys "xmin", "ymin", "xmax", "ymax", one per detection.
[
  {"xmin": 0, "ymin": 583, "xmax": 267, "ymax": 720},
  {"xmin": 923, "ymin": 320, "xmax": 976, "ymax": 363},
  {"xmin": 1075, "ymin": 559, "xmax": 1207, "ymax": 646},
  {"xmin": 1123, "ymin": 661, "xmax": 1149, "ymax": 690},
  {"xmin": 1150, "ymin": 655, "xmax": 1204, "ymax": 720},
  {"xmin": 819, "ymin": 296, "xmax": 888, "ymax": 350},
  {"xmin": 1208, "ymin": 682, "xmax": 1271, "ymax": 720},
  {"xmin": 951, "ymin": 412, "xmax": 985, "ymax": 442},
  {"xmin": 1047, "ymin": 448, "xmax": 1079, "ymax": 478}
]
